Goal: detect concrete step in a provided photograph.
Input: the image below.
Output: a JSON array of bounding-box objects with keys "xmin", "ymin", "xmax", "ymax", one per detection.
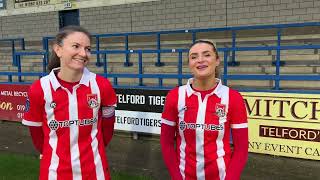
[
  {"xmin": 226, "ymin": 66, "xmax": 263, "ymax": 74},
  {"xmin": 236, "ymin": 51, "xmax": 271, "ymax": 56},
  {"xmin": 110, "ymin": 77, "xmax": 137, "ymax": 86},
  {"xmin": 0, "ymin": 66, "xmax": 18, "ymax": 71},
  {"xmin": 0, "ymin": 59, "xmax": 14, "ymax": 65},
  {"xmin": 280, "ymin": 80, "xmax": 320, "ymax": 90},
  {"xmin": 21, "ymin": 66, "xmax": 46, "ymax": 72},
  {"xmin": 95, "ymin": 53, "xmax": 189, "ymax": 64},
  {"xmin": 0, "ymin": 54, "xmax": 13, "ymax": 58},
  {"xmin": 264, "ymin": 66, "xmax": 315, "ymax": 74},
  {"xmin": 276, "ymin": 49, "xmax": 318, "ymax": 55},
  {"xmin": 87, "ymin": 65, "xmax": 112, "ymax": 74},
  {"xmin": 279, "ymin": 54, "xmax": 319, "ymax": 61},
  {"xmin": 142, "ymin": 78, "xmax": 188, "ymax": 87},
  {"xmin": 0, "ymin": 75, "xmax": 39, "ymax": 82},
  {"xmin": 144, "ymin": 66, "xmax": 190, "ymax": 74},
  {"xmin": 0, "ymin": 49, "xmax": 13, "ymax": 53},
  {"xmin": 20, "ymin": 59, "xmax": 46, "ymax": 66},
  {"xmin": 227, "ymin": 79, "xmax": 273, "ymax": 89},
  {"xmin": 235, "ymin": 55, "xmax": 273, "ymax": 62},
  {"xmin": 143, "ymin": 65, "xmax": 265, "ymax": 75},
  {"xmin": 112, "ymin": 66, "xmax": 139, "ymax": 73}
]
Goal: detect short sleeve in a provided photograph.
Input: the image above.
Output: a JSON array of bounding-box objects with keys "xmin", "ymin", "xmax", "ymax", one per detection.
[
  {"xmin": 228, "ymin": 89, "xmax": 248, "ymax": 129},
  {"xmin": 22, "ymin": 80, "xmax": 44, "ymax": 126},
  {"xmin": 161, "ymin": 88, "xmax": 179, "ymax": 126},
  {"xmin": 98, "ymin": 76, "xmax": 117, "ymax": 107}
]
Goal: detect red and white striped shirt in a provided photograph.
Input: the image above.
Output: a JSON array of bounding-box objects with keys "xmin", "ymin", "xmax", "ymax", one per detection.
[
  {"xmin": 161, "ymin": 78, "xmax": 248, "ymax": 180},
  {"xmin": 22, "ymin": 68, "xmax": 117, "ymax": 180}
]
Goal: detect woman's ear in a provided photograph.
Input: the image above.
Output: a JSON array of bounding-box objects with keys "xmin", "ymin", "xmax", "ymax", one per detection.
[
  {"xmin": 216, "ymin": 56, "xmax": 221, "ymax": 66},
  {"xmin": 53, "ymin": 44, "xmax": 62, "ymax": 58}
]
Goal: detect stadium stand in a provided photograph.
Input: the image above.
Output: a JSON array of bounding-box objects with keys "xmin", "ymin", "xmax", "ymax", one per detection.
[{"xmin": 1, "ymin": 22, "xmax": 320, "ymax": 92}]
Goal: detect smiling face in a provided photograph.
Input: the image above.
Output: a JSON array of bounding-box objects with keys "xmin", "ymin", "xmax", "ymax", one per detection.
[
  {"xmin": 188, "ymin": 42, "xmax": 220, "ymax": 81},
  {"xmin": 54, "ymin": 31, "xmax": 91, "ymax": 73}
]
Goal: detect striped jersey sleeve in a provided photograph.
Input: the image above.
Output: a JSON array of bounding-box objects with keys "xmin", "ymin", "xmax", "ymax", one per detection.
[
  {"xmin": 97, "ymin": 75, "xmax": 117, "ymax": 107},
  {"xmin": 229, "ymin": 89, "xmax": 248, "ymax": 129},
  {"xmin": 22, "ymin": 80, "xmax": 44, "ymax": 127},
  {"xmin": 161, "ymin": 87, "xmax": 179, "ymax": 126}
]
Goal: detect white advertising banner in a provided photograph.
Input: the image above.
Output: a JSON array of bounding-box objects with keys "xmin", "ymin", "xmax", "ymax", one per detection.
[
  {"xmin": 115, "ymin": 110, "xmax": 161, "ymax": 134},
  {"xmin": 114, "ymin": 88, "xmax": 167, "ymax": 135}
]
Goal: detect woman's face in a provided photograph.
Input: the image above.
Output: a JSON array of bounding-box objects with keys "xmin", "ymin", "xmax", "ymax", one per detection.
[
  {"xmin": 54, "ymin": 32, "xmax": 91, "ymax": 72},
  {"xmin": 188, "ymin": 42, "xmax": 220, "ymax": 80}
]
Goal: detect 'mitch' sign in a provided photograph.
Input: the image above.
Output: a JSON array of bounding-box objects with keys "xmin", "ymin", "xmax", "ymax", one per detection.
[{"xmin": 243, "ymin": 92, "xmax": 320, "ymax": 160}]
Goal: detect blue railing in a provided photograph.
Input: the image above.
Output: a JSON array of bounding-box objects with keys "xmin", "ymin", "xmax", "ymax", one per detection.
[
  {"xmin": 3, "ymin": 22, "xmax": 320, "ymax": 93},
  {"xmin": 13, "ymin": 51, "xmax": 47, "ymax": 82},
  {"xmin": 41, "ymin": 22, "xmax": 320, "ymax": 66},
  {"xmin": 0, "ymin": 38, "xmax": 25, "ymax": 66}
]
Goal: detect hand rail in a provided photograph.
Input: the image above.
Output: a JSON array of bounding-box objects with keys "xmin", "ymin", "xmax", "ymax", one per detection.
[
  {"xmin": 0, "ymin": 38, "xmax": 25, "ymax": 66},
  {"xmin": 41, "ymin": 22, "xmax": 320, "ymax": 68},
  {"xmin": 3, "ymin": 22, "xmax": 320, "ymax": 93}
]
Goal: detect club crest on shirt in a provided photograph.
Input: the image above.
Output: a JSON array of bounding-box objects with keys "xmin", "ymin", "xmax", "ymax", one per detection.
[
  {"xmin": 215, "ymin": 103, "xmax": 226, "ymax": 117},
  {"xmin": 87, "ymin": 94, "xmax": 98, "ymax": 109}
]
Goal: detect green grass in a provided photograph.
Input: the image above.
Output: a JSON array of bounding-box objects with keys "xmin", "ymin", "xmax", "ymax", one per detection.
[
  {"xmin": 0, "ymin": 152, "xmax": 153, "ymax": 180},
  {"xmin": 0, "ymin": 152, "xmax": 39, "ymax": 180}
]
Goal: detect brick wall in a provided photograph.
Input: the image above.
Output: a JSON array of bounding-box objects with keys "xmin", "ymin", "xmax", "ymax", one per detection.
[
  {"xmin": 226, "ymin": 0, "xmax": 319, "ymax": 25},
  {"xmin": 1, "ymin": 0, "xmax": 320, "ymax": 40},
  {"xmin": 0, "ymin": 11, "xmax": 59, "ymax": 41},
  {"xmin": 81, "ymin": 0, "xmax": 227, "ymax": 34}
]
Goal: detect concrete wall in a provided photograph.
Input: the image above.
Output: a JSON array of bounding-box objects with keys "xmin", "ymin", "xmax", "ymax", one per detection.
[{"xmin": 0, "ymin": 0, "xmax": 320, "ymax": 40}]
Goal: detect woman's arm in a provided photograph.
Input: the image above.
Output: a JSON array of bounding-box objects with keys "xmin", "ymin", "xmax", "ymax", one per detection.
[
  {"xmin": 29, "ymin": 126, "xmax": 44, "ymax": 153},
  {"xmin": 102, "ymin": 115, "xmax": 115, "ymax": 147},
  {"xmin": 160, "ymin": 124, "xmax": 183, "ymax": 180},
  {"xmin": 225, "ymin": 128, "xmax": 248, "ymax": 180}
]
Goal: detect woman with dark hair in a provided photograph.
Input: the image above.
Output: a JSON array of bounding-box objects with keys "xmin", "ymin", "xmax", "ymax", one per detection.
[
  {"xmin": 22, "ymin": 25, "xmax": 117, "ymax": 180},
  {"xmin": 161, "ymin": 39, "xmax": 248, "ymax": 180}
]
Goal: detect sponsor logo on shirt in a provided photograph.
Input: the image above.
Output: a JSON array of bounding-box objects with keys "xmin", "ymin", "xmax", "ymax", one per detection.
[
  {"xmin": 48, "ymin": 117, "xmax": 98, "ymax": 131},
  {"xmin": 179, "ymin": 120, "xmax": 223, "ymax": 131}
]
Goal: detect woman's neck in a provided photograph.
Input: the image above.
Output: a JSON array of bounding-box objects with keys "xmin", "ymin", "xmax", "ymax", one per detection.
[
  {"xmin": 192, "ymin": 77, "xmax": 217, "ymax": 91},
  {"xmin": 58, "ymin": 68, "xmax": 83, "ymax": 83}
]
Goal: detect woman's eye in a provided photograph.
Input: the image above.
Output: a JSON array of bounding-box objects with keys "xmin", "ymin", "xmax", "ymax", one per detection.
[
  {"xmin": 72, "ymin": 44, "xmax": 79, "ymax": 48},
  {"xmin": 190, "ymin": 56, "xmax": 197, "ymax": 60}
]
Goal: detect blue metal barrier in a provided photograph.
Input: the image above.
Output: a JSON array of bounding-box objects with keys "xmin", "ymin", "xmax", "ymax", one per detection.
[
  {"xmin": 0, "ymin": 72, "xmax": 46, "ymax": 84},
  {"xmin": 4, "ymin": 22, "xmax": 320, "ymax": 93},
  {"xmin": 14, "ymin": 51, "xmax": 47, "ymax": 82},
  {"xmin": 0, "ymin": 38, "xmax": 25, "ymax": 66},
  {"xmin": 41, "ymin": 22, "xmax": 320, "ymax": 68}
]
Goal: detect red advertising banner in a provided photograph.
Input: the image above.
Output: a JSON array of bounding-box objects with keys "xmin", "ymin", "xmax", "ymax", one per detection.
[{"xmin": 0, "ymin": 84, "xmax": 30, "ymax": 122}]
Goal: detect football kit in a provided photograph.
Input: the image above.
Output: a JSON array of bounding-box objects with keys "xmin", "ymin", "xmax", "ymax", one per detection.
[
  {"xmin": 23, "ymin": 68, "xmax": 116, "ymax": 180},
  {"xmin": 161, "ymin": 78, "xmax": 248, "ymax": 180}
]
